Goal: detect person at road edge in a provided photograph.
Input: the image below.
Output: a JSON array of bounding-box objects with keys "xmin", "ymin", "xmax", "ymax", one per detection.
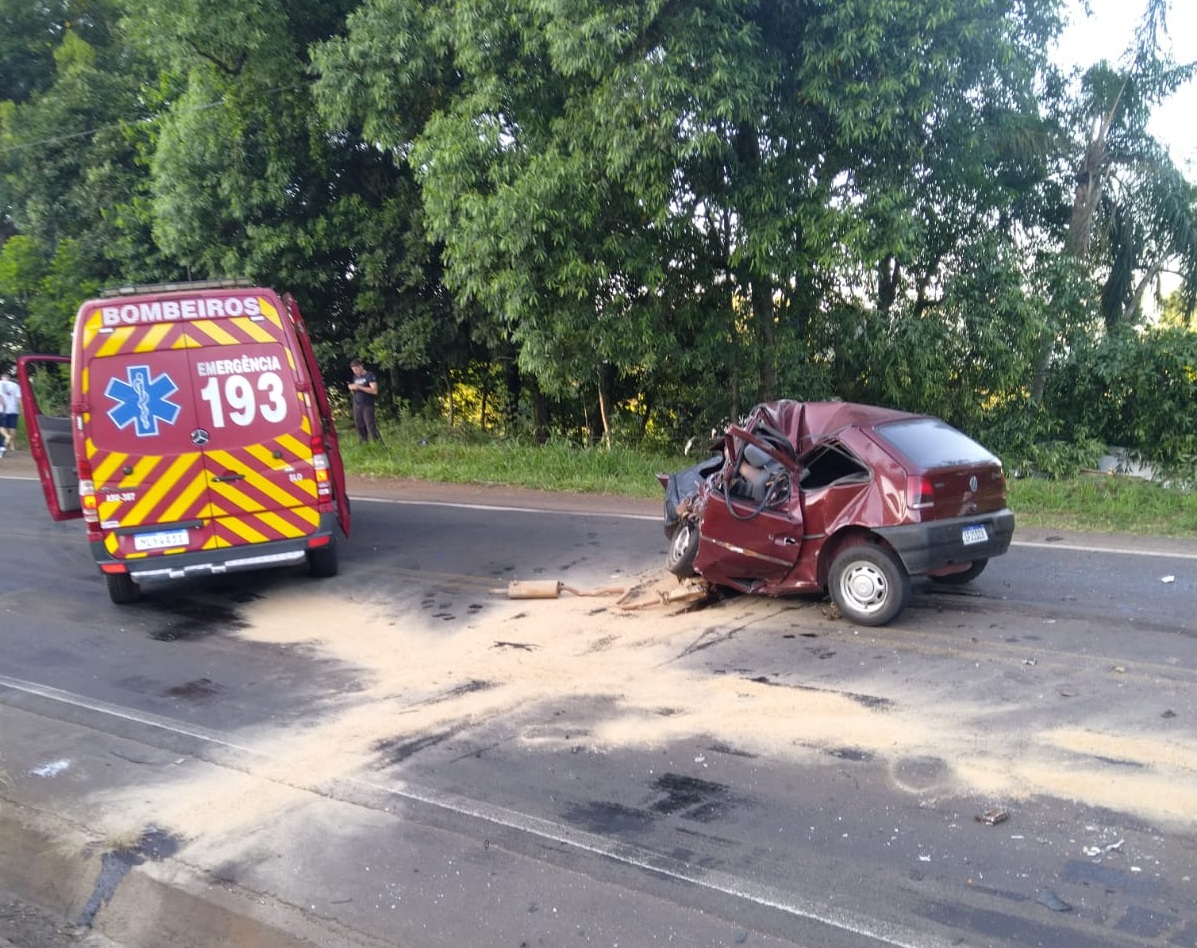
[
  {"xmin": 348, "ymin": 358, "xmax": 383, "ymax": 444},
  {"xmin": 0, "ymin": 369, "xmax": 20, "ymax": 457}
]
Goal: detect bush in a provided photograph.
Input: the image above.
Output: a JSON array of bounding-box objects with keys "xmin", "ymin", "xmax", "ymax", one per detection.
[
  {"xmin": 1047, "ymin": 328, "xmax": 1197, "ymax": 479},
  {"xmin": 980, "ymin": 398, "xmax": 1104, "ymax": 480}
]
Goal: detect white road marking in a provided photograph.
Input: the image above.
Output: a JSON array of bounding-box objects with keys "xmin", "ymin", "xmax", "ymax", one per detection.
[
  {"xmin": 1013, "ymin": 539, "xmax": 1197, "ymax": 559},
  {"xmin": 0, "ymin": 671, "xmax": 953, "ymax": 948},
  {"xmin": 6, "ymin": 469, "xmax": 1193, "ymax": 553}
]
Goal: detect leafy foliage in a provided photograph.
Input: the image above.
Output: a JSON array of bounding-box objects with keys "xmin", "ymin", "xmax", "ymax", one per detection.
[
  {"xmin": 1048, "ymin": 326, "xmax": 1197, "ymax": 480},
  {"xmin": 0, "ymin": 0, "xmax": 1194, "ymax": 471}
]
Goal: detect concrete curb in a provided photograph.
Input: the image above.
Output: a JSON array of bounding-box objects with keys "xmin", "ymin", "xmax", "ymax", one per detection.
[{"xmin": 0, "ymin": 799, "xmax": 386, "ymax": 948}]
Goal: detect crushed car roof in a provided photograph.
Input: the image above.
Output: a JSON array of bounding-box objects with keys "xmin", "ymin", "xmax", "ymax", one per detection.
[{"xmin": 746, "ymin": 399, "xmax": 926, "ymax": 451}]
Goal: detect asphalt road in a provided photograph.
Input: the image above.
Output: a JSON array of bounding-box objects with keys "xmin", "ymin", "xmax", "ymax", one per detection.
[{"xmin": 1, "ymin": 462, "xmax": 1194, "ymax": 948}]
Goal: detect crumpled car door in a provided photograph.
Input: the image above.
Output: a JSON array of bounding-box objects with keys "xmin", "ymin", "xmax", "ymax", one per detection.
[{"xmin": 694, "ymin": 427, "xmax": 804, "ymax": 592}]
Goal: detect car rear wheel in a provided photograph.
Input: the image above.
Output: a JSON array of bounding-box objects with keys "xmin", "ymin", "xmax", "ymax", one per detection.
[
  {"xmin": 665, "ymin": 520, "xmax": 700, "ymax": 578},
  {"xmin": 307, "ymin": 539, "xmax": 340, "ymax": 578},
  {"xmin": 105, "ymin": 572, "xmax": 139, "ymax": 605},
  {"xmin": 828, "ymin": 542, "xmax": 910, "ymax": 627},
  {"xmin": 931, "ymin": 559, "xmax": 988, "ymax": 585}
]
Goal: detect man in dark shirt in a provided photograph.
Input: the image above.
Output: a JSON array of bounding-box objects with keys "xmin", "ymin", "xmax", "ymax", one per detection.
[{"xmin": 348, "ymin": 359, "xmax": 383, "ymax": 444}]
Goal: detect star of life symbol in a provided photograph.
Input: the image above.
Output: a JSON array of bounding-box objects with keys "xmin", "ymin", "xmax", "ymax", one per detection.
[{"xmin": 105, "ymin": 365, "xmax": 181, "ymax": 437}]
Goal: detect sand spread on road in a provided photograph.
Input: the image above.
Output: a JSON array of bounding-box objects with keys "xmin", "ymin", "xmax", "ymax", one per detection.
[{"xmin": 92, "ymin": 569, "xmax": 1197, "ymax": 856}]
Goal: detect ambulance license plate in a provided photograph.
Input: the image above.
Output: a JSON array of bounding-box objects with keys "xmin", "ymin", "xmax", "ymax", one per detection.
[
  {"xmin": 133, "ymin": 529, "xmax": 189, "ymax": 551},
  {"xmin": 961, "ymin": 524, "xmax": 988, "ymax": 546}
]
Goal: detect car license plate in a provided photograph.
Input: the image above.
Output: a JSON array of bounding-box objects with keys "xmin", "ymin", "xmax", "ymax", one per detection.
[
  {"xmin": 133, "ymin": 529, "xmax": 189, "ymax": 551},
  {"xmin": 961, "ymin": 524, "xmax": 988, "ymax": 546}
]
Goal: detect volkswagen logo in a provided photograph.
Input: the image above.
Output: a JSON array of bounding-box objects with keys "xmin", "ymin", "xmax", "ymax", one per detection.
[
  {"xmin": 191, "ymin": 428, "xmax": 211, "ymax": 447},
  {"xmin": 968, "ymin": 475, "xmax": 978, "ymax": 493}
]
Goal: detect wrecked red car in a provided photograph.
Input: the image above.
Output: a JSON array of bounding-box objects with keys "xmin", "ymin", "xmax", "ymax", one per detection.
[{"xmin": 658, "ymin": 400, "xmax": 1015, "ymax": 626}]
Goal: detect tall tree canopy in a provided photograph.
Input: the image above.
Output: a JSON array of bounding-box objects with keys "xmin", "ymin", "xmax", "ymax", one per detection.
[{"xmin": 0, "ymin": 0, "xmax": 1194, "ymax": 467}]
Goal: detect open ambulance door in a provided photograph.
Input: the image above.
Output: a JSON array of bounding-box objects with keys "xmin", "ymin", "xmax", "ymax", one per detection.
[
  {"xmin": 282, "ymin": 294, "xmax": 351, "ymax": 538},
  {"xmin": 16, "ymin": 354, "xmax": 81, "ymax": 521}
]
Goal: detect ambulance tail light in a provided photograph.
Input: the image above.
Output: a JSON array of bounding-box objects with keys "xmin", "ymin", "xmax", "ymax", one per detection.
[
  {"xmin": 310, "ymin": 435, "xmax": 334, "ymax": 511},
  {"xmin": 78, "ymin": 461, "xmax": 103, "ymax": 540}
]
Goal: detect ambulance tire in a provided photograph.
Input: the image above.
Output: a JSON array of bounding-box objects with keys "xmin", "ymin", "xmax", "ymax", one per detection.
[
  {"xmin": 307, "ymin": 539, "xmax": 340, "ymax": 578},
  {"xmin": 106, "ymin": 572, "xmax": 139, "ymax": 605}
]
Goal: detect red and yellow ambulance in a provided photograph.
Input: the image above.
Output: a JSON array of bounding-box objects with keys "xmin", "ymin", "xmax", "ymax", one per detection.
[{"xmin": 18, "ymin": 279, "xmax": 351, "ymax": 603}]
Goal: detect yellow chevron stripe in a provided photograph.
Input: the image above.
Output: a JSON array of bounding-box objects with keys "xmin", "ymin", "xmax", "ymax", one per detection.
[
  {"xmin": 276, "ymin": 431, "xmax": 310, "ymax": 457},
  {"xmin": 208, "ymin": 448, "xmax": 313, "ymax": 508},
  {"xmin": 131, "ymin": 456, "xmax": 163, "ymax": 482},
  {"xmin": 82, "ymin": 309, "xmax": 105, "ymax": 337},
  {"xmin": 188, "ymin": 319, "xmax": 238, "ymax": 346},
  {"xmin": 132, "ymin": 323, "xmax": 174, "ymax": 353},
  {"xmin": 237, "ymin": 317, "xmax": 276, "ymax": 344},
  {"xmin": 217, "ymin": 512, "xmax": 268, "ymax": 545},
  {"xmin": 244, "ymin": 445, "xmax": 304, "ymax": 484},
  {"xmin": 243, "ymin": 443, "xmax": 279, "ymax": 467},
  {"xmin": 161, "ymin": 468, "xmax": 209, "ymax": 522},
  {"xmin": 255, "ymin": 510, "xmax": 311, "ymax": 537},
  {"xmin": 209, "ymin": 478, "xmax": 268, "ymax": 520},
  {"xmin": 265, "ymin": 472, "xmax": 313, "ymax": 507},
  {"xmin": 95, "ymin": 326, "xmax": 139, "ymax": 359},
  {"xmin": 204, "ymin": 448, "xmax": 241, "ymax": 471},
  {"xmin": 291, "ymin": 506, "xmax": 320, "ymax": 527},
  {"xmin": 90, "ymin": 446, "xmax": 130, "ymax": 485},
  {"xmin": 251, "ymin": 471, "xmax": 307, "ymax": 508},
  {"xmin": 126, "ymin": 455, "xmax": 200, "ymax": 524}
]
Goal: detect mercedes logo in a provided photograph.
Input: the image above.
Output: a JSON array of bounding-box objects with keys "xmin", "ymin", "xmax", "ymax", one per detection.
[{"xmin": 191, "ymin": 428, "xmax": 211, "ymax": 447}]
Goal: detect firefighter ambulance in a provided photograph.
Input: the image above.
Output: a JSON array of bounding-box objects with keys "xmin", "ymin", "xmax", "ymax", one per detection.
[{"xmin": 18, "ymin": 280, "xmax": 351, "ymax": 604}]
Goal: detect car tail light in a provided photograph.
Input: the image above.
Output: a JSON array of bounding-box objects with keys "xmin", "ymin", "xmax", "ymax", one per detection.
[
  {"xmin": 907, "ymin": 475, "xmax": 935, "ymax": 511},
  {"xmin": 310, "ymin": 435, "xmax": 334, "ymax": 511}
]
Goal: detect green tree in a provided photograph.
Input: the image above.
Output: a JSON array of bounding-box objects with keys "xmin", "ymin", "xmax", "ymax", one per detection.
[
  {"xmin": 315, "ymin": 0, "xmax": 1065, "ymax": 439},
  {"xmin": 0, "ymin": 11, "xmax": 154, "ymax": 353},
  {"xmin": 1030, "ymin": 0, "xmax": 1197, "ymax": 401},
  {"xmin": 132, "ymin": 0, "xmax": 465, "ymax": 405}
]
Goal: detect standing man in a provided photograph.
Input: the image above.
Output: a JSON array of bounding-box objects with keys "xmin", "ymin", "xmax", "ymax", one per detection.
[
  {"xmin": 0, "ymin": 369, "xmax": 20, "ymax": 458},
  {"xmin": 347, "ymin": 359, "xmax": 383, "ymax": 444}
]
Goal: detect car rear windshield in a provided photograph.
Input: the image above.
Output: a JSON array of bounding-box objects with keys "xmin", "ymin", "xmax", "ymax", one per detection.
[{"xmin": 875, "ymin": 418, "xmax": 998, "ymax": 469}]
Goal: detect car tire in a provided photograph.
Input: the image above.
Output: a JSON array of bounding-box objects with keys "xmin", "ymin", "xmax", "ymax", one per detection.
[
  {"xmin": 665, "ymin": 520, "xmax": 700, "ymax": 578},
  {"xmin": 828, "ymin": 542, "xmax": 910, "ymax": 627},
  {"xmin": 105, "ymin": 572, "xmax": 139, "ymax": 605},
  {"xmin": 307, "ymin": 539, "xmax": 340, "ymax": 578},
  {"xmin": 931, "ymin": 559, "xmax": 988, "ymax": 585}
]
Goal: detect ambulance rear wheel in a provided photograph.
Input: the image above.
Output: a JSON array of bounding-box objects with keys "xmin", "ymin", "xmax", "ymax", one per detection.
[
  {"xmin": 106, "ymin": 572, "xmax": 139, "ymax": 605},
  {"xmin": 307, "ymin": 539, "xmax": 339, "ymax": 578}
]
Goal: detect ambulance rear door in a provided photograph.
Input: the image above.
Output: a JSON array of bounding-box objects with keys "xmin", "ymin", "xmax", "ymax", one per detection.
[
  {"xmin": 80, "ymin": 331, "xmax": 219, "ymax": 559},
  {"xmin": 283, "ymin": 293, "xmax": 350, "ymax": 537},
  {"xmin": 185, "ymin": 290, "xmax": 331, "ymax": 552},
  {"xmin": 16, "ymin": 354, "xmax": 80, "ymax": 521}
]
